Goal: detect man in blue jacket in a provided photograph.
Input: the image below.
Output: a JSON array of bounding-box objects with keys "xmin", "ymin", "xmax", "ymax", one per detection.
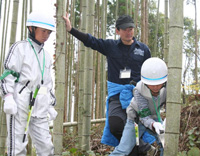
[{"xmin": 63, "ymin": 13, "xmax": 151, "ymax": 155}]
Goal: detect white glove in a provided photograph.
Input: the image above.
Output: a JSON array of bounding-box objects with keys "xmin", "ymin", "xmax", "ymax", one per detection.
[
  {"xmin": 4, "ymin": 94, "xmax": 17, "ymax": 115},
  {"xmin": 153, "ymin": 122, "xmax": 164, "ymax": 135},
  {"xmin": 163, "ymin": 118, "xmax": 166, "ymax": 130},
  {"xmin": 48, "ymin": 107, "xmax": 58, "ymax": 121}
]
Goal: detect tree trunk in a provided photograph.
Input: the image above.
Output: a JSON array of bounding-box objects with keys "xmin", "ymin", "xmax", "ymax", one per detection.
[
  {"xmin": 0, "ymin": 0, "xmax": 7, "ymax": 74},
  {"xmin": 145, "ymin": 0, "xmax": 149, "ymax": 45},
  {"xmin": 182, "ymin": 56, "xmax": 191, "ymax": 104},
  {"xmin": 100, "ymin": 0, "xmax": 107, "ymax": 118},
  {"xmin": 95, "ymin": 0, "xmax": 102, "ymax": 119},
  {"xmin": 0, "ymin": 0, "xmax": 2, "ymax": 19},
  {"xmin": 194, "ymin": 0, "xmax": 198, "ymax": 95},
  {"xmin": 125, "ymin": 0, "xmax": 128, "ymax": 15},
  {"xmin": 141, "ymin": 0, "xmax": 145, "ymax": 43},
  {"xmin": 164, "ymin": 0, "xmax": 183, "ymax": 155},
  {"xmin": 9, "ymin": 0, "xmax": 19, "ymax": 46},
  {"xmin": 115, "ymin": 0, "xmax": 118, "ymax": 39},
  {"xmin": 94, "ymin": 0, "xmax": 100, "ymax": 119},
  {"xmin": 129, "ymin": 0, "xmax": 133, "ymax": 17},
  {"xmin": 81, "ymin": 0, "xmax": 94, "ymax": 150},
  {"xmin": 1, "ymin": 0, "xmax": 11, "ymax": 74},
  {"xmin": 0, "ymin": 113, "xmax": 6, "ymax": 155},
  {"xmin": 73, "ymin": 0, "xmax": 79, "ymax": 137},
  {"xmin": 77, "ymin": 0, "xmax": 87, "ymax": 150},
  {"xmin": 20, "ymin": 0, "xmax": 27, "ymax": 40},
  {"xmin": 67, "ymin": 0, "xmax": 75, "ymax": 123},
  {"xmin": 53, "ymin": 0, "xmax": 66, "ymax": 155},
  {"xmin": 153, "ymin": 0, "xmax": 160, "ymax": 56},
  {"xmin": 92, "ymin": 50, "xmax": 96, "ymax": 119},
  {"xmin": 164, "ymin": 0, "xmax": 169, "ymax": 65},
  {"xmin": 134, "ymin": 0, "xmax": 139, "ymax": 38},
  {"xmin": 64, "ymin": 25, "xmax": 69, "ymax": 123}
]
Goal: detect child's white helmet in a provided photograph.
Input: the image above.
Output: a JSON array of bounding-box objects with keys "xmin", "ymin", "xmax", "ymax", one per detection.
[
  {"xmin": 26, "ymin": 11, "xmax": 55, "ymax": 31},
  {"xmin": 141, "ymin": 57, "xmax": 168, "ymax": 85}
]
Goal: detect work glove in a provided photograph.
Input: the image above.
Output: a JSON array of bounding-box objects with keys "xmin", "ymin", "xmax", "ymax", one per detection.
[
  {"xmin": 4, "ymin": 94, "xmax": 17, "ymax": 115},
  {"xmin": 152, "ymin": 122, "xmax": 164, "ymax": 135},
  {"xmin": 163, "ymin": 118, "xmax": 166, "ymax": 130},
  {"xmin": 48, "ymin": 107, "xmax": 58, "ymax": 121}
]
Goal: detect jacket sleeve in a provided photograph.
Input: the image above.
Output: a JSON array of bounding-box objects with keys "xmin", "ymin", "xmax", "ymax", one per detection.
[
  {"xmin": 70, "ymin": 28, "xmax": 110, "ymax": 56},
  {"xmin": 69, "ymin": 27, "xmax": 88, "ymax": 43},
  {"xmin": 1, "ymin": 42, "xmax": 24, "ymax": 96},
  {"xmin": 45, "ymin": 53, "xmax": 56, "ymax": 107},
  {"xmin": 133, "ymin": 89, "xmax": 155, "ymax": 130},
  {"xmin": 126, "ymin": 97, "xmax": 138, "ymax": 122},
  {"xmin": 49, "ymin": 88, "xmax": 56, "ymax": 106}
]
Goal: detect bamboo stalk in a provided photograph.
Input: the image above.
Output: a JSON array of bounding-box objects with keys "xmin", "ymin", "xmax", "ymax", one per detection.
[{"xmin": 49, "ymin": 118, "xmax": 106, "ymax": 129}]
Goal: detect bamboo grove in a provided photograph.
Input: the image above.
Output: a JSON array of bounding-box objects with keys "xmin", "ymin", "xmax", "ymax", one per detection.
[{"xmin": 0, "ymin": 0, "xmax": 199, "ymax": 155}]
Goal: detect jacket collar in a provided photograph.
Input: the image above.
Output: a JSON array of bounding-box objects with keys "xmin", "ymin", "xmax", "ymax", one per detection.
[{"xmin": 116, "ymin": 37, "xmax": 140, "ymax": 47}]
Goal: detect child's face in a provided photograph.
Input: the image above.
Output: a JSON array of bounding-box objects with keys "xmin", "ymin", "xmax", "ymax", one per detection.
[
  {"xmin": 147, "ymin": 84, "xmax": 164, "ymax": 96},
  {"xmin": 34, "ymin": 27, "xmax": 52, "ymax": 44}
]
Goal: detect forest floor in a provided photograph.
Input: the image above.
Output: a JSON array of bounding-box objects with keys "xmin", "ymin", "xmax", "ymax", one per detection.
[{"xmin": 63, "ymin": 102, "xmax": 200, "ymax": 156}]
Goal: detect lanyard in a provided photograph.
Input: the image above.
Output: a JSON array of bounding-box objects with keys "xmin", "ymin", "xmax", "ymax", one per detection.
[
  {"xmin": 27, "ymin": 38, "xmax": 45, "ymax": 84},
  {"xmin": 150, "ymin": 92, "xmax": 161, "ymax": 122}
]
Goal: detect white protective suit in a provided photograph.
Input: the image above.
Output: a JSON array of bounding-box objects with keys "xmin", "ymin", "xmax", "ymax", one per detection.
[{"xmin": 1, "ymin": 38, "xmax": 56, "ymax": 156}]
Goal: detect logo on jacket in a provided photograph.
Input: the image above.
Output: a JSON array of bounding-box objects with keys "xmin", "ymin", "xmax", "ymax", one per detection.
[{"xmin": 134, "ymin": 48, "xmax": 144, "ymax": 56}]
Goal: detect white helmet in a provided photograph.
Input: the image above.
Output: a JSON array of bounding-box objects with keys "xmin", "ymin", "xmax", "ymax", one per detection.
[
  {"xmin": 26, "ymin": 11, "xmax": 56, "ymax": 31},
  {"xmin": 141, "ymin": 57, "xmax": 168, "ymax": 85}
]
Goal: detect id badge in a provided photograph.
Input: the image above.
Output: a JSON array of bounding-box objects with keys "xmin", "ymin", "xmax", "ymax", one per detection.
[
  {"xmin": 119, "ymin": 68, "xmax": 131, "ymax": 79},
  {"xmin": 38, "ymin": 86, "xmax": 47, "ymax": 95}
]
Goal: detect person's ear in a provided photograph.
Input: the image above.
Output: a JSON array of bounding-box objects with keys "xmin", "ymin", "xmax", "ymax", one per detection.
[
  {"xmin": 116, "ymin": 28, "xmax": 120, "ymax": 35},
  {"xmin": 28, "ymin": 26, "xmax": 32, "ymax": 33}
]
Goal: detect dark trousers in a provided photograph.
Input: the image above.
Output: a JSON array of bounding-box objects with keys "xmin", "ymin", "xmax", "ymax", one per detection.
[{"xmin": 109, "ymin": 98, "xmax": 150, "ymax": 155}]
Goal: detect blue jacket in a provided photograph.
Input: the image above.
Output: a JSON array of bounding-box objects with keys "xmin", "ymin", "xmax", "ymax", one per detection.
[
  {"xmin": 101, "ymin": 81, "xmax": 135, "ymax": 146},
  {"xmin": 84, "ymin": 34, "xmax": 151, "ymax": 84}
]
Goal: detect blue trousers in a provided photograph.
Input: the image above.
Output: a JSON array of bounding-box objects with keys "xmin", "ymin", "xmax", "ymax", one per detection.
[{"xmin": 109, "ymin": 119, "xmax": 164, "ymax": 156}]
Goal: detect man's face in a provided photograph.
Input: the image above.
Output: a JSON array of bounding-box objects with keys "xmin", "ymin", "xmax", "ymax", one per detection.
[
  {"xmin": 30, "ymin": 27, "xmax": 52, "ymax": 44},
  {"xmin": 116, "ymin": 27, "xmax": 134, "ymax": 45}
]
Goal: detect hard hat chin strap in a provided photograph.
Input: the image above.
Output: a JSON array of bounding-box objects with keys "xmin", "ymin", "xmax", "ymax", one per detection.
[
  {"xmin": 28, "ymin": 26, "xmax": 42, "ymax": 45},
  {"xmin": 27, "ymin": 26, "xmax": 35, "ymax": 38}
]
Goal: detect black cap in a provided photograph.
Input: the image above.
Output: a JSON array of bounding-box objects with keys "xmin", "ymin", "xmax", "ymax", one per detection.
[{"xmin": 116, "ymin": 15, "xmax": 135, "ymax": 29}]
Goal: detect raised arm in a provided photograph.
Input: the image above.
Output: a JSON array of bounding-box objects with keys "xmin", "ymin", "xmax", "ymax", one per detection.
[{"xmin": 63, "ymin": 12, "xmax": 72, "ymax": 32}]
